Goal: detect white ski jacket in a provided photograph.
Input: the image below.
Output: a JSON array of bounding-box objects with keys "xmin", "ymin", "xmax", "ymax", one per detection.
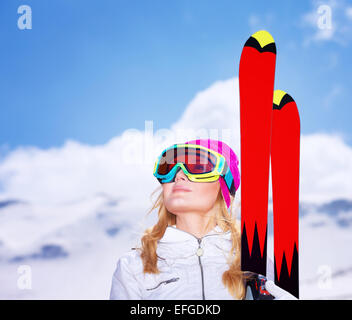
[{"xmin": 110, "ymin": 224, "xmax": 266, "ymax": 300}]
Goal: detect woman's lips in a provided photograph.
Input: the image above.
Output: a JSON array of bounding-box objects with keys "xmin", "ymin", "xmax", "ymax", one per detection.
[{"xmin": 172, "ymin": 185, "xmax": 191, "ymax": 192}]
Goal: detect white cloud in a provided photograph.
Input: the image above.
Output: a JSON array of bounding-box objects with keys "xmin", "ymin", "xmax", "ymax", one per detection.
[
  {"xmin": 171, "ymin": 78, "xmax": 240, "ymax": 148},
  {"xmin": 299, "ymin": 132, "xmax": 352, "ymax": 202},
  {"xmin": 0, "ymin": 77, "xmax": 351, "ymax": 209},
  {"xmin": 346, "ymin": 7, "xmax": 352, "ymax": 19},
  {"xmin": 0, "ymin": 139, "xmax": 134, "ymax": 206}
]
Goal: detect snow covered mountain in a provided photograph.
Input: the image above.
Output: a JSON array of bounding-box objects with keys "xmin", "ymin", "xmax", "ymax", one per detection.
[
  {"xmin": 0, "ymin": 194, "xmax": 351, "ymax": 299},
  {"xmin": 0, "ymin": 191, "xmax": 153, "ymax": 299}
]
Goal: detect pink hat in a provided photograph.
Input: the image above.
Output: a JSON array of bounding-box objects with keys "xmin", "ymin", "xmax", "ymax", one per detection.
[{"xmin": 184, "ymin": 139, "xmax": 240, "ymax": 209}]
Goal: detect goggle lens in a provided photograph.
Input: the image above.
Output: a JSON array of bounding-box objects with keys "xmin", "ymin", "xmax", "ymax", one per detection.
[{"xmin": 157, "ymin": 146, "xmax": 217, "ymax": 175}]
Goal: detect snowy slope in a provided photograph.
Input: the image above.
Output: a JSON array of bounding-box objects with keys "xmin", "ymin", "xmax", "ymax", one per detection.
[
  {"xmin": 0, "ymin": 195, "xmax": 351, "ymax": 299},
  {"xmin": 0, "ymin": 192, "xmax": 157, "ymax": 299},
  {"xmin": 266, "ymin": 199, "xmax": 352, "ymax": 299}
]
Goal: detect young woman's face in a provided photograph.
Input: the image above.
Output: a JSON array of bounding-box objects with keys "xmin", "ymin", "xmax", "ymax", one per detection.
[{"xmin": 162, "ymin": 168, "xmax": 221, "ymax": 215}]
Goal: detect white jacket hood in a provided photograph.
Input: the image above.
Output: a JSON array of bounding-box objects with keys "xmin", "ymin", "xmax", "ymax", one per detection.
[{"xmin": 110, "ymin": 224, "xmax": 242, "ymax": 300}]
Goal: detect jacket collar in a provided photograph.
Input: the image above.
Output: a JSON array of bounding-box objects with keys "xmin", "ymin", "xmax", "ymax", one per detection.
[
  {"xmin": 156, "ymin": 224, "xmax": 233, "ymax": 261},
  {"xmin": 158, "ymin": 224, "xmax": 231, "ymax": 243}
]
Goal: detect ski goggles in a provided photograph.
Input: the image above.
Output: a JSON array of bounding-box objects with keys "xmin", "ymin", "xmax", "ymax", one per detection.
[{"xmin": 153, "ymin": 143, "xmax": 236, "ymax": 195}]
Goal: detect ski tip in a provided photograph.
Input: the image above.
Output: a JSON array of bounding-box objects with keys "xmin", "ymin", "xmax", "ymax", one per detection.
[
  {"xmin": 273, "ymin": 90, "xmax": 295, "ymax": 110},
  {"xmin": 252, "ymin": 30, "xmax": 275, "ymax": 47},
  {"xmin": 244, "ymin": 30, "xmax": 276, "ymax": 54}
]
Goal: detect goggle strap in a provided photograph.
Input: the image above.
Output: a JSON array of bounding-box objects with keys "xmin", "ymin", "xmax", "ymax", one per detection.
[{"xmin": 223, "ymin": 165, "xmax": 236, "ymax": 196}]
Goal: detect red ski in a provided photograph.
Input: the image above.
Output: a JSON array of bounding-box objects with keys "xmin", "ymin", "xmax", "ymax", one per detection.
[
  {"xmin": 239, "ymin": 30, "xmax": 277, "ymax": 277},
  {"xmin": 239, "ymin": 30, "xmax": 300, "ymax": 299},
  {"xmin": 271, "ymin": 90, "xmax": 300, "ymax": 298}
]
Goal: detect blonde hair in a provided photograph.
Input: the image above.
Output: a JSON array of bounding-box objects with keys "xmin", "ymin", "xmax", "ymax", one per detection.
[{"xmin": 135, "ymin": 185, "xmax": 246, "ymax": 300}]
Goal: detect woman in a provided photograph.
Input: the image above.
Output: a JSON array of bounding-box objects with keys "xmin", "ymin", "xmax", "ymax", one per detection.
[{"xmin": 109, "ymin": 139, "xmax": 296, "ymax": 300}]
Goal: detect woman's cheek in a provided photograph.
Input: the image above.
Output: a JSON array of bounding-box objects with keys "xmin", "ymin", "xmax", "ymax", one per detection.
[
  {"xmin": 162, "ymin": 184, "xmax": 173, "ymax": 197},
  {"xmin": 191, "ymin": 184, "xmax": 213, "ymax": 206}
]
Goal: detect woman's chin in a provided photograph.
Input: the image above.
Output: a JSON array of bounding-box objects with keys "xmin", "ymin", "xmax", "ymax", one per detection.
[{"xmin": 166, "ymin": 199, "xmax": 192, "ymax": 212}]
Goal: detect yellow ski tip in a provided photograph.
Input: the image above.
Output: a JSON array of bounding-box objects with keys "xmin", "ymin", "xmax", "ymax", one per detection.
[
  {"xmin": 251, "ymin": 30, "xmax": 275, "ymax": 48},
  {"xmin": 273, "ymin": 90, "xmax": 287, "ymax": 106},
  {"xmin": 273, "ymin": 90, "xmax": 295, "ymax": 110},
  {"xmin": 244, "ymin": 30, "xmax": 276, "ymax": 53}
]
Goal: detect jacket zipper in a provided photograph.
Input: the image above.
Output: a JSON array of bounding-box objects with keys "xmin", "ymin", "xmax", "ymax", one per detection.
[
  {"xmin": 146, "ymin": 277, "xmax": 180, "ymax": 291},
  {"xmin": 197, "ymin": 238, "xmax": 205, "ymax": 300},
  {"xmin": 163, "ymin": 226, "xmax": 231, "ymax": 300}
]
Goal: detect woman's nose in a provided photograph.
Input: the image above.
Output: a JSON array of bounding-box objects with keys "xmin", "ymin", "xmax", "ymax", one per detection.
[{"xmin": 175, "ymin": 167, "xmax": 187, "ymax": 181}]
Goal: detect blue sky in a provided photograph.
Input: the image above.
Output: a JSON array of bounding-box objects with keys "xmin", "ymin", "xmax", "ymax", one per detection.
[{"xmin": 1, "ymin": 0, "xmax": 351, "ymax": 153}]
